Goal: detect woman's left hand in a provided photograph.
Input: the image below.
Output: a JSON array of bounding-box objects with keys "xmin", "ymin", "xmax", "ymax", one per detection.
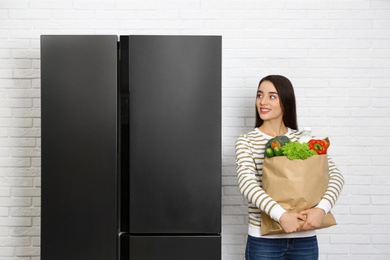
[{"xmin": 299, "ymin": 208, "xmax": 326, "ymax": 231}]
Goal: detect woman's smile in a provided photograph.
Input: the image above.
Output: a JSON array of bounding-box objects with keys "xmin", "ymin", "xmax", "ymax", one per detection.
[{"xmin": 260, "ymin": 107, "xmax": 271, "ymax": 114}]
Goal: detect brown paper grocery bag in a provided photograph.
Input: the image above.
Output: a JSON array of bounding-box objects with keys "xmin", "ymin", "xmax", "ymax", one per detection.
[{"xmin": 260, "ymin": 154, "xmax": 337, "ymax": 236}]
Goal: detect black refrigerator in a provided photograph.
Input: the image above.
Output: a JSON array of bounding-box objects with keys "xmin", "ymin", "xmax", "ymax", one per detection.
[{"xmin": 41, "ymin": 35, "xmax": 221, "ymax": 260}]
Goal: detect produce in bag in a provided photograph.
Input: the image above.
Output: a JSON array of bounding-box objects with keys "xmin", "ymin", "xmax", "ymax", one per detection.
[{"xmin": 260, "ymin": 137, "xmax": 337, "ymax": 235}]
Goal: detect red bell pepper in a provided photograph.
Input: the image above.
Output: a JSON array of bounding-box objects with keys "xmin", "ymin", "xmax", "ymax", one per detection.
[{"xmin": 308, "ymin": 139, "xmax": 327, "ymax": 155}]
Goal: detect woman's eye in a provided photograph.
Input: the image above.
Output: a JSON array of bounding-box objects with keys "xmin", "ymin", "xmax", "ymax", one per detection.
[{"xmin": 270, "ymin": 95, "xmax": 276, "ymax": 99}]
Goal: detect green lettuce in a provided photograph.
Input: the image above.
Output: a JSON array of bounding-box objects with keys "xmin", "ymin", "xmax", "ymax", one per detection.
[{"xmin": 281, "ymin": 141, "xmax": 317, "ymax": 160}]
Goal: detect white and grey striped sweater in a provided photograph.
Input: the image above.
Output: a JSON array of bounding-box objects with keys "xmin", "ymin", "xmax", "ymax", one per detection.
[{"xmin": 235, "ymin": 128, "xmax": 344, "ymax": 238}]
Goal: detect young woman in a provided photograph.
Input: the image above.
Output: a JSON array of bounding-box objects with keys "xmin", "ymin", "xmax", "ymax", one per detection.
[{"xmin": 235, "ymin": 75, "xmax": 344, "ymax": 259}]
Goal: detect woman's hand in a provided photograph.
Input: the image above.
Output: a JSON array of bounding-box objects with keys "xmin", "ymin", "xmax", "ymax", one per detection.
[
  {"xmin": 299, "ymin": 208, "xmax": 326, "ymax": 231},
  {"xmin": 279, "ymin": 212, "xmax": 306, "ymax": 233}
]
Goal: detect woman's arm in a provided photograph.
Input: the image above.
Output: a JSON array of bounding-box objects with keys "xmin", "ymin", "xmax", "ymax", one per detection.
[{"xmin": 235, "ymin": 135, "xmax": 287, "ymax": 223}]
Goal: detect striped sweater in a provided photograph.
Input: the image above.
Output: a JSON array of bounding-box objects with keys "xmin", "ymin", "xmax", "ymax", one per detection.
[{"xmin": 235, "ymin": 128, "xmax": 344, "ymax": 238}]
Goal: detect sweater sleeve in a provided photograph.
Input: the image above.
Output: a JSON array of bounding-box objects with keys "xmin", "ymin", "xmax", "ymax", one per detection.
[
  {"xmin": 315, "ymin": 155, "xmax": 345, "ymax": 214},
  {"xmin": 235, "ymin": 135, "xmax": 287, "ymax": 222}
]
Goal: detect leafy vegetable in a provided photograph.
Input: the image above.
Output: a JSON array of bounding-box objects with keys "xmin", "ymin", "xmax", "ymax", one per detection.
[{"xmin": 281, "ymin": 141, "xmax": 317, "ymax": 160}]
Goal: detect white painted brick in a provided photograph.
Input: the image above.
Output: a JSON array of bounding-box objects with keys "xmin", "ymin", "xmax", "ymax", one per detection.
[
  {"xmin": 0, "ymin": 158, "xmax": 30, "ymax": 167},
  {"xmin": 0, "ymin": 138, "xmax": 35, "ymax": 147},
  {"xmin": 222, "ymin": 176, "xmax": 240, "ymax": 186},
  {"xmin": 30, "ymin": 0, "xmax": 73, "ymax": 9},
  {"xmin": 0, "ymin": 49, "xmax": 11, "ymax": 58},
  {"xmin": 0, "ymin": 117, "xmax": 33, "ymax": 127},
  {"xmin": 0, "ymin": 197, "xmax": 32, "ymax": 207},
  {"xmin": 348, "ymin": 225, "xmax": 390, "ymax": 235},
  {"xmin": 0, "ymin": 187, "xmax": 11, "ymax": 196},
  {"xmin": 351, "ymin": 244, "xmax": 390, "ymax": 254},
  {"xmin": 9, "ymin": 148, "xmax": 40, "ymax": 157},
  {"xmin": 1, "ymin": 177, "xmax": 33, "ymax": 187},
  {"xmin": 372, "ymin": 157, "xmax": 390, "ymax": 166},
  {"xmin": 0, "ymin": 246, "xmax": 14, "ymax": 257},
  {"xmin": 11, "ymin": 188, "xmax": 40, "ymax": 197},
  {"xmin": 0, "ymin": 20, "xmax": 32, "ymax": 29},
  {"xmin": 54, "ymin": 9, "xmax": 96, "ymax": 20},
  {"xmin": 335, "ymin": 215, "xmax": 370, "ymax": 224},
  {"xmin": 0, "ymin": 237, "xmax": 31, "ymax": 247},
  {"xmin": 1, "ymin": 168, "xmax": 40, "ymax": 177},
  {"xmin": 8, "ymin": 128, "xmax": 40, "ymax": 137},
  {"xmin": 350, "ymin": 108, "xmax": 390, "ymax": 117},
  {"xmin": 78, "ymin": 20, "xmax": 121, "ymax": 29},
  {"xmin": 12, "ymin": 108, "xmax": 40, "ymax": 118},
  {"xmin": 32, "ymin": 198, "xmax": 40, "ymax": 207},
  {"xmin": 10, "ymin": 207, "xmax": 40, "ymax": 217},
  {"xmin": 12, "ymin": 70, "xmax": 40, "ymax": 79},
  {"xmin": 319, "ymin": 244, "xmax": 350, "ymax": 254},
  {"xmin": 222, "ymin": 233, "xmax": 246, "ymax": 245},
  {"xmin": 0, "ymin": 108, "xmax": 12, "ymax": 117},
  {"xmin": 15, "ymin": 246, "xmax": 40, "ymax": 256},
  {"xmin": 0, "ymin": 40, "xmax": 30, "ymax": 49},
  {"xmin": 31, "ymin": 237, "xmax": 40, "ymax": 246},
  {"xmin": 222, "ymin": 255, "xmax": 245, "ymax": 260},
  {"xmin": 222, "ymin": 196, "xmax": 245, "ymax": 205},
  {"xmin": 0, "ymin": 69, "xmax": 13, "ymax": 78},
  {"xmin": 327, "ymin": 256, "xmax": 367, "ymax": 260},
  {"xmin": 133, "ymin": 0, "xmax": 202, "ymax": 10},
  {"xmin": 371, "ymin": 215, "xmax": 390, "ymax": 226},
  {"xmin": 95, "ymin": 10, "xmax": 137, "ymax": 20},
  {"xmin": 372, "ymin": 235, "xmax": 390, "ymax": 244},
  {"xmin": 373, "ymin": 176, "xmax": 390, "ymax": 185},
  {"xmin": 348, "ymin": 166, "xmax": 389, "ymax": 176},
  {"xmin": 31, "ymin": 158, "xmax": 40, "ymax": 167},
  {"xmin": 223, "ymin": 205, "xmax": 248, "ymax": 215},
  {"xmin": 33, "ymin": 20, "xmax": 77, "ymax": 29},
  {"xmin": 224, "ymin": 186, "xmax": 242, "ymax": 196},
  {"xmin": 0, "ymin": 217, "xmax": 31, "ymax": 227},
  {"xmin": 9, "ymin": 227, "xmax": 41, "ymax": 237},
  {"xmin": 0, "ymin": 79, "xmax": 31, "ymax": 89},
  {"xmin": 351, "ymin": 186, "xmax": 390, "ymax": 196},
  {"xmin": 371, "ymin": 0, "xmax": 390, "ymax": 9},
  {"xmin": 222, "ymin": 216, "xmax": 245, "ymax": 226},
  {"xmin": 32, "ymin": 217, "xmax": 40, "ymax": 226},
  {"xmin": 51, "ymin": 7, "xmax": 93, "ymax": 19},
  {"xmin": 8, "ymin": 10, "xmax": 51, "ymax": 19},
  {"xmin": 222, "ymin": 224, "xmax": 248, "ymax": 235},
  {"xmin": 0, "ymin": 59, "xmax": 31, "ymax": 69},
  {"xmin": 222, "ymin": 166, "xmax": 237, "ymax": 176},
  {"xmin": 330, "ymin": 234, "xmax": 370, "ymax": 244},
  {"xmin": 32, "ymin": 118, "xmax": 40, "ymax": 128},
  {"xmin": 224, "ymin": 244, "xmax": 246, "ymax": 255}
]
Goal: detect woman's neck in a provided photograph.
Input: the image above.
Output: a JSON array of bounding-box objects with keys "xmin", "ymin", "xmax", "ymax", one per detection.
[{"xmin": 259, "ymin": 122, "xmax": 288, "ymax": 137}]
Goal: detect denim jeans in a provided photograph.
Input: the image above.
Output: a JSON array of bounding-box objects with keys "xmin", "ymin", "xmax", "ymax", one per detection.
[{"xmin": 245, "ymin": 235, "xmax": 319, "ymax": 260}]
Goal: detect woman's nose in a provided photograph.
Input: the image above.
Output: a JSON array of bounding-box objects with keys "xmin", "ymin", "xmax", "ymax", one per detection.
[{"xmin": 260, "ymin": 97, "xmax": 268, "ymax": 105}]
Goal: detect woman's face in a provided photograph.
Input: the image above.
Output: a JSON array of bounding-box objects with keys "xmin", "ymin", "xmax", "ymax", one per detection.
[{"xmin": 256, "ymin": 80, "xmax": 283, "ymax": 123}]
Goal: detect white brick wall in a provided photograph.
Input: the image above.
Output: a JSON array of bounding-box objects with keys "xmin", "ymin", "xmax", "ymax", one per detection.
[{"xmin": 1, "ymin": 0, "xmax": 390, "ymax": 259}]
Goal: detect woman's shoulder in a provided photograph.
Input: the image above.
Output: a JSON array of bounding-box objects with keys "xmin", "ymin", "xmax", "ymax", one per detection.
[
  {"xmin": 236, "ymin": 128, "xmax": 269, "ymax": 145},
  {"xmin": 287, "ymin": 128, "xmax": 303, "ymax": 140},
  {"xmin": 237, "ymin": 128, "xmax": 261, "ymax": 139}
]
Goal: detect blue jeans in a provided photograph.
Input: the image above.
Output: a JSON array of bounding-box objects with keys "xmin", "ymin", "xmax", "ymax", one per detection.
[{"xmin": 245, "ymin": 235, "xmax": 319, "ymax": 260}]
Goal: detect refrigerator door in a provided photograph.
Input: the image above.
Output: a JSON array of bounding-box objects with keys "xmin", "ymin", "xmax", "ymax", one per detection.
[
  {"xmin": 128, "ymin": 35, "xmax": 221, "ymax": 234},
  {"xmin": 41, "ymin": 35, "xmax": 118, "ymax": 260},
  {"xmin": 129, "ymin": 235, "xmax": 221, "ymax": 259}
]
